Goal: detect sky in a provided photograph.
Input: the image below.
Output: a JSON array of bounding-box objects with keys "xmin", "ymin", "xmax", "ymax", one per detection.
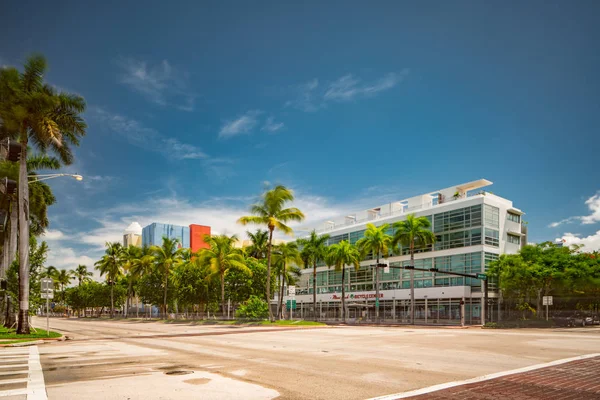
[{"xmin": 1, "ymin": 0, "xmax": 599, "ymax": 272}]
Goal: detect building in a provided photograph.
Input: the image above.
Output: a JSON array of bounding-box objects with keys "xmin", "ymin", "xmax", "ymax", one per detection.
[
  {"xmin": 141, "ymin": 222, "xmax": 211, "ymax": 252},
  {"xmin": 281, "ymin": 179, "xmax": 525, "ymax": 325},
  {"xmin": 123, "ymin": 222, "xmax": 142, "ymax": 247}
]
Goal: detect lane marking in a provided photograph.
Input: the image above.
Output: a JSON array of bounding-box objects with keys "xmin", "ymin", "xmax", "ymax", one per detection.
[
  {"xmin": 27, "ymin": 346, "xmax": 47, "ymax": 400},
  {"xmin": 0, "ymin": 388, "xmax": 28, "ymax": 398},
  {"xmin": 367, "ymin": 353, "xmax": 600, "ymax": 400},
  {"xmin": 0, "ymin": 370, "xmax": 28, "ymax": 376},
  {"xmin": 0, "ymin": 364, "xmax": 27, "ymax": 369},
  {"xmin": 0, "ymin": 378, "xmax": 28, "ymax": 385}
]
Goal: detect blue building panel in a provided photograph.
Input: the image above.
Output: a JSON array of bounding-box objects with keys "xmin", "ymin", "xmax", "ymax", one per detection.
[{"xmin": 141, "ymin": 223, "xmax": 190, "ymax": 248}]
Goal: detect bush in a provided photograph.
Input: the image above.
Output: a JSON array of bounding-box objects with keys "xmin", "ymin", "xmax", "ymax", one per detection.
[{"xmin": 235, "ymin": 296, "xmax": 269, "ymax": 320}]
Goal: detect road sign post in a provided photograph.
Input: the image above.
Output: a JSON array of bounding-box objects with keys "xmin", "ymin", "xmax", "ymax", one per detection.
[
  {"xmin": 288, "ymin": 286, "xmax": 296, "ymax": 320},
  {"xmin": 543, "ymin": 296, "xmax": 553, "ymax": 321},
  {"xmin": 41, "ymin": 278, "xmax": 54, "ymax": 336}
]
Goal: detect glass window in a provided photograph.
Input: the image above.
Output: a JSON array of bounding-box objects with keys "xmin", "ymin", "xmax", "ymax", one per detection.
[
  {"xmin": 484, "ymin": 228, "xmax": 499, "ymax": 247},
  {"xmin": 507, "ymin": 213, "xmax": 521, "ymax": 223},
  {"xmin": 434, "ymin": 205, "xmax": 482, "ymax": 233},
  {"xmin": 484, "ymin": 205, "xmax": 500, "ymax": 228},
  {"xmin": 507, "ymin": 234, "xmax": 521, "ymax": 245}
]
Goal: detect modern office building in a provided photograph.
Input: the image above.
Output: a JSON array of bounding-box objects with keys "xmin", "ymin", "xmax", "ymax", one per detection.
[
  {"xmin": 123, "ymin": 222, "xmax": 143, "ymax": 247},
  {"xmin": 141, "ymin": 222, "xmax": 211, "ymax": 252},
  {"xmin": 281, "ymin": 179, "xmax": 525, "ymax": 325}
]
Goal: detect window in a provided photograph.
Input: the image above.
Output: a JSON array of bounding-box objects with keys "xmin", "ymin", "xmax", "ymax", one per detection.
[
  {"xmin": 484, "ymin": 205, "xmax": 500, "ymax": 228},
  {"xmin": 484, "ymin": 228, "xmax": 499, "ymax": 247},
  {"xmin": 507, "ymin": 234, "xmax": 521, "ymax": 245},
  {"xmin": 435, "ymin": 227, "xmax": 482, "ymax": 250},
  {"xmin": 507, "ymin": 212, "xmax": 521, "ymax": 223},
  {"xmin": 434, "ymin": 205, "xmax": 482, "ymax": 233}
]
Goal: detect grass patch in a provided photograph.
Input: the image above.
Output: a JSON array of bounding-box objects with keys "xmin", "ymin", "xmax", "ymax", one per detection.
[{"xmin": 0, "ymin": 326, "xmax": 62, "ymax": 339}]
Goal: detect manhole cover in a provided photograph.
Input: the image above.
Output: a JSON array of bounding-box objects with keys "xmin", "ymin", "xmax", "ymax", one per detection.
[{"xmin": 165, "ymin": 370, "xmax": 194, "ymax": 376}]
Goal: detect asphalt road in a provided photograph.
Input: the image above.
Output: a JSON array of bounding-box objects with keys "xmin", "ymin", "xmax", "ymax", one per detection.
[{"xmin": 25, "ymin": 317, "xmax": 600, "ymax": 400}]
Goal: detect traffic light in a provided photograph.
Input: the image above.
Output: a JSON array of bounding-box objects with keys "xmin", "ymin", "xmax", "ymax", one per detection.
[
  {"xmin": 0, "ymin": 177, "xmax": 17, "ymax": 196},
  {"xmin": 429, "ymin": 268, "xmax": 439, "ymax": 273},
  {"xmin": 0, "ymin": 139, "xmax": 23, "ymax": 162},
  {"xmin": 404, "ymin": 265, "xmax": 415, "ymax": 270}
]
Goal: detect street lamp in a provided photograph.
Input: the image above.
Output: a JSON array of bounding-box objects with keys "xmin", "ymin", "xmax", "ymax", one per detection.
[{"xmin": 28, "ymin": 173, "xmax": 83, "ymax": 183}]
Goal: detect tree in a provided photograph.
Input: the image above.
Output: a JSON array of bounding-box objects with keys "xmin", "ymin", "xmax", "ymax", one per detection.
[
  {"xmin": 237, "ymin": 185, "xmax": 305, "ymax": 321},
  {"xmin": 72, "ymin": 265, "xmax": 92, "ymax": 286},
  {"xmin": 298, "ymin": 230, "xmax": 330, "ymax": 321},
  {"xmin": 151, "ymin": 237, "xmax": 184, "ymax": 317},
  {"xmin": 392, "ymin": 214, "xmax": 436, "ymax": 324},
  {"xmin": 122, "ymin": 245, "xmax": 142, "ymax": 317},
  {"xmin": 55, "ymin": 269, "xmax": 73, "ymax": 305},
  {"xmin": 94, "ymin": 242, "xmax": 124, "ymax": 318},
  {"xmin": 272, "ymin": 242, "xmax": 302, "ymax": 319},
  {"xmin": 43, "ymin": 265, "xmax": 58, "ymax": 279},
  {"xmin": 129, "ymin": 247, "xmax": 155, "ymax": 317},
  {"xmin": 245, "ymin": 229, "xmax": 269, "ymax": 259},
  {"xmin": 200, "ymin": 234, "xmax": 249, "ymax": 317},
  {"xmin": 0, "ymin": 55, "xmax": 87, "ymax": 334},
  {"xmin": 325, "ymin": 241, "xmax": 360, "ymax": 323},
  {"xmin": 356, "ymin": 223, "xmax": 392, "ymax": 320}
]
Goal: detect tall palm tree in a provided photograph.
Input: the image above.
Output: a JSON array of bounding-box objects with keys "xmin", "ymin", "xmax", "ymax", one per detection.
[
  {"xmin": 151, "ymin": 237, "xmax": 184, "ymax": 318},
  {"xmin": 55, "ymin": 269, "xmax": 73, "ymax": 305},
  {"xmin": 43, "ymin": 265, "xmax": 58, "ymax": 279},
  {"xmin": 237, "ymin": 185, "xmax": 305, "ymax": 321},
  {"xmin": 122, "ymin": 245, "xmax": 142, "ymax": 317},
  {"xmin": 392, "ymin": 214, "xmax": 436, "ymax": 324},
  {"xmin": 356, "ymin": 223, "xmax": 393, "ymax": 320},
  {"xmin": 272, "ymin": 242, "xmax": 302, "ymax": 319},
  {"xmin": 298, "ymin": 230, "xmax": 330, "ymax": 321},
  {"xmin": 245, "ymin": 229, "xmax": 269, "ymax": 259},
  {"xmin": 129, "ymin": 247, "xmax": 155, "ymax": 318},
  {"xmin": 95, "ymin": 242, "xmax": 124, "ymax": 318},
  {"xmin": 325, "ymin": 241, "xmax": 361, "ymax": 323},
  {"xmin": 0, "ymin": 55, "xmax": 87, "ymax": 334},
  {"xmin": 72, "ymin": 264, "xmax": 92, "ymax": 286},
  {"xmin": 200, "ymin": 234, "xmax": 249, "ymax": 317}
]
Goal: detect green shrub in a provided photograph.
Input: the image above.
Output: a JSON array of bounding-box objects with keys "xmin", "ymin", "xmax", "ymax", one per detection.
[{"xmin": 235, "ymin": 296, "xmax": 269, "ymax": 320}]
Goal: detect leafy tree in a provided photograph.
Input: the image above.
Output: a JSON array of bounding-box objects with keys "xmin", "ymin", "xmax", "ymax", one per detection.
[
  {"xmin": 136, "ymin": 266, "xmax": 176, "ymax": 313},
  {"xmin": 0, "ymin": 55, "xmax": 87, "ymax": 334},
  {"xmin": 121, "ymin": 245, "xmax": 143, "ymax": 317},
  {"xmin": 236, "ymin": 296, "xmax": 269, "ymax": 320},
  {"xmin": 55, "ymin": 269, "xmax": 73, "ymax": 304},
  {"xmin": 245, "ymin": 229, "xmax": 269, "ymax": 259},
  {"xmin": 298, "ymin": 230, "xmax": 330, "ymax": 321},
  {"xmin": 151, "ymin": 237, "xmax": 184, "ymax": 317},
  {"xmin": 225, "ymin": 258, "xmax": 276, "ymax": 305},
  {"xmin": 200, "ymin": 234, "xmax": 249, "ymax": 316},
  {"xmin": 325, "ymin": 241, "xmax": 360, "ymax": 323},
  {"xmin": 392, "ymin": 214, "xmax": 436, "ymax": 324},
  {"xmin": 356, "ymin": 223, "xmax": 392, "ymax": 320},
  {"xmin": 94, "ymin": 242, "xmax": 124, "ymax": 318},
  {"xmin": 272, "ymin": 242, "xmax": 302, "ymax": 319},
  {"xmin": 237, "ymin": 185, "xmax": 305, "ymax": 321},
  {"xmin": 72, "ymin": 265, "xmax": 93, "ymax": 286}
]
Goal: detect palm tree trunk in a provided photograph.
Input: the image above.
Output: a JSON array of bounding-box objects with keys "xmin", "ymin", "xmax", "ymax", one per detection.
[
  {"xmin": 136, "ymin": 297, "xmax": 139, "ymax": 318},
  {"xmin": 280, "ymin": 273, "xmax": 286, "ymax": 320},
  {"xmin": 17, "ymin": 132, "xmax": 30, "ymax": 334},
  {"xmin": 313, "ymin": 262, "xmax": 317, "ymax": 321},
  {"xmin": 164, "ymin": 271, "xmax": 168, "ymax": 319},
  {"xmin": 110, "ymin": 284, "xmax": 114, "ymax": 318},
  {"xmin": 277, "ymin": 272, "xmax": 284, "ymax": 319},
  {"xmin": 410, "ymin": 241, "xmax": 415, "ymax": 325},
  {"xmin": 375, "ymin": 252, "xmax": 380, "ymax": 321},
  {"xmin": 8, "ymin": 202, "xmax": 18, "ymax": 269},
  {"xmin": 341, "ymin": 266, "xmax": 346, "ymax": 323},
  {"xmin": 221, "ymin": 273, "xmax": 226, "ymax": 318},
  {"xmin": 266, "ymin": 228, "xmax": 274, "ymax": 321}
]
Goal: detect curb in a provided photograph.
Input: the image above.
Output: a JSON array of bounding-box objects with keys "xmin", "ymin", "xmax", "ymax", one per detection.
[{"xmin": 0, "ymin": 339, "xmax": 45, "ymax": 347}]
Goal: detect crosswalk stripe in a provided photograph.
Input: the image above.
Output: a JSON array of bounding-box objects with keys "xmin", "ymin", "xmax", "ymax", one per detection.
[
  {"xmin": 0, "ymin": 378, "xmax": 28, "ymax": 385},
  {"xmin": 0, "ymin": 364, "xmax": 27, "ymax": 369},
  {"xmin": 0, "ymin": 370, "xmax": 28, "ymax": 376}
]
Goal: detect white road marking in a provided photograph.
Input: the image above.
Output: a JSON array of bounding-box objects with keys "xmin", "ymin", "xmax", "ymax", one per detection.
[
  {"xmin": 27, "ymin": 346, "xmax": 47, "ymax": 400},
  {"xmin": 0, "ymin": 370, "xmax": 28, "ymax": 376},
  {"xmin": 367, "ymin": 353, "xmax": 600, "ymax": 400},
  {"xmin": 0, "ymin": 388, "xmax": 29, "ymax": 397},
  {"xmin": 0, "ymin": 364, "xmax": 27, "ymax": 369},
  {"xmin": 0, "ymin": 378, "xmax": 28, "ymax": 385}
]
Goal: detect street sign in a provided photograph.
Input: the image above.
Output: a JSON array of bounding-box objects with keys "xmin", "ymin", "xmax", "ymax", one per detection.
[
  {"xmin": 476, "ymin": 273, "xmax": 487, "ymax": 281},
  {"xmin": 375, "ymin": 298, "xmax": 379, "ymax": 307},
  {"xmin": 286, "ymin": 299, "xmax": 297, "ymax": 310},
  {"xmin": 41, "ymin": 278, "xmax": 54, "ymax": 290},
  {"xmin": 41, "ymin": 292, "xmax": 54, "ymax": 299},
  {"xmin": 288, "ymin": 286, "xmax": 296, "ymax": 297},
  {"xmin": 543, "ymin": 296, "xmax": 553, "ymax": 306}
]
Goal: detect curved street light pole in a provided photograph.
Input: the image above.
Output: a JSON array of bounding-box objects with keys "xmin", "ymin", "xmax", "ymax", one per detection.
[{"xmin": 28, "ymin": 173, "xmax": 83, "ymax": 183}]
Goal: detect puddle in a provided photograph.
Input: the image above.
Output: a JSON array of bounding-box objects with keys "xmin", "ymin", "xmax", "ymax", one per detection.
[
  {"xmin": 184, "ymin": 378, "xmax": 211, "ymax": 385},
  {"xmin": 165, "ymin": 370, "xmax": 194, "ymax": 376}
]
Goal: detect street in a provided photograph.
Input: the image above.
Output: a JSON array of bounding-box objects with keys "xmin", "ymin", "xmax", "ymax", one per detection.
[{"xmin": 2, "ymin": 318, "xmax": 600, "ymax": 399}]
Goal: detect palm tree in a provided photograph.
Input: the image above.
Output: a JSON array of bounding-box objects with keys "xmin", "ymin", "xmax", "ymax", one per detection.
[
  {"xmin": 237, "ymin": 185, "xmax": 305, "ymax": 321},
  {"xmin": 245, "ymin": 229, "xmax": 269, "ymax": 259},
  {"xmin": 129, "ymin": 247, "xmax": 155, "ymax": 318},
  {"xmin": 151, "ymin": 237, "xmax": 184, "ymax": 318},
  {"xmin": 325, "ymin": 241, "xmax": 360, "ymax": 323},
  {"xmin": 356, "ymin": 223, "xmax": 393, "ymax": 320},
  {"xmin": 0, "ymin": 55, "xmax": 87, "ymax": 334},
  {"xmin": 72, "ymin": 264, "xmax": 92, "ymax": 286},
  {"xmin": 95, "ymin": 242, "xmax": 124, "ymax": 318},
  {"xmin": 272, "ymin": 242, "xmax": 302, "ymax": 319},
  {"xmin": 122, "ymin": 245, "xmax": 142, "ymax": 317},
  {"xmin": 392, "ymin": 214, "xmax": 436, "ymax": 324},
  {"xmin": 298, "ymin": 230, "xmax": 330, "ymax": 321},
  {"xmin": 200, "ymin": 234, "xmax": 249, "ymax": 317},
  {"xmin": 55, "ymin": 269, "xmax": 73, "ymax": 305},
  {"xmin": 43, "ymin": 265, "xmax": 58, "ymax": 279}
]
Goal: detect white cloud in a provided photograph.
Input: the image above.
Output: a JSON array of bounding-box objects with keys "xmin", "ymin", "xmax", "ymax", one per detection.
[
  {"xmin": 549, "ymin": 192, "xmax": 600, "ymax": 227},
  {"xmin": 219, "ymin": 110, "xmax": 261, "ymax": 138},
  {"xmin": 46, "ymin": 246, "xmax": 97, "ymax": 272},
  {"xmin": 90, "ymin": 107, "xmax": 207, "ymax": 160},
  {"xmin": 285, "ymin": 79, "xmax": 321, "ymax": 112},
  {"xmin": 556, "ymin": 231, "xmax": 600, "ymax": 252},
  {"xmin": 117, "ymin": 57, "xmax": 196, "ymax": 111},
  {"xmin": 261, "ymin": 116, "xmax": 284, "ymax": 133},
  {"xmin": 43, "ymin": 229, "xmax": 69, "ymax": 240},
  {"xmin": 324, "ymin": 71, "xmax": 407, "ymax": 102}
]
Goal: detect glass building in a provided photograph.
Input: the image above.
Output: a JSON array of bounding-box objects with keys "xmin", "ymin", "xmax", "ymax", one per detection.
[
  {"xmin": 142, "ymin": 223, "xmax": 190, "ymax": 248},
  {"xmin": 281, "ymin": 179, "xmax": 525, "ymax": 325}
]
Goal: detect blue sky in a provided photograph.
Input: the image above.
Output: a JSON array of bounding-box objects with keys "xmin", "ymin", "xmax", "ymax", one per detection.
[{"xmin": 1, "ymin": 0, "xmax": 599, "ymax": 270}]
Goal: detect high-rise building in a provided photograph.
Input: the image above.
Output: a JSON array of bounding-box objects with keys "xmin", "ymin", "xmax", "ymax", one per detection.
[
  {"xmin": 123, "ymin": 222, "xmax": 142, "ymax": 247},
  {"xmin": 283, "ymin": 179, "xmax": 525, "ymax": 325},
  {"xmin": 141, "ymin": 222, "xmax": 211, "ymax": 252}
]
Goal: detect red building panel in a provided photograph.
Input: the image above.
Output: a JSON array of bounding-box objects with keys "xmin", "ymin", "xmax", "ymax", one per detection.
[{"xmin": 189, "ymin": 224, "xmax": 211, "ymax": 252}]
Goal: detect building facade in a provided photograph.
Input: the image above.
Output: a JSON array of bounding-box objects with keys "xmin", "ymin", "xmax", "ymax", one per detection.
[
  {"xmin": 281, "ymin": 179, "xmax": 525, "ymax": 325},
  {"xmin": 123, "ymin": 222, "xmax": 143, "ymax": 247},
  {"xmin": 141, "ymin": 222, "xmax": 211, "ymax": 252}
]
